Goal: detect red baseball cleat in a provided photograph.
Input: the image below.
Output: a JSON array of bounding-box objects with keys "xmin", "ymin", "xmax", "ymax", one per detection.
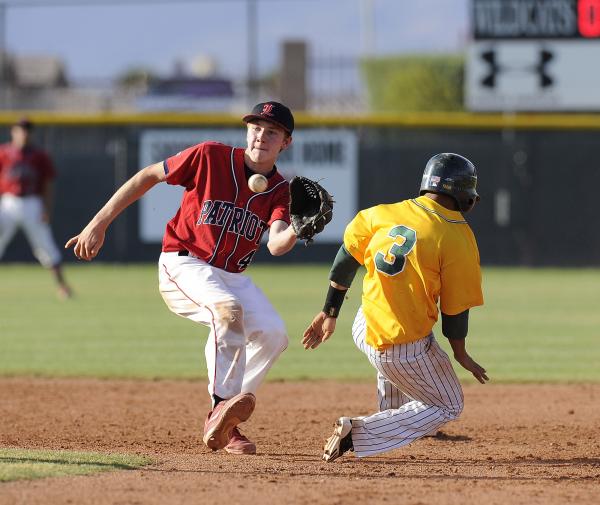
[
  {"xmin": 225, "ymin": 426, "xmax": 256, "ymax": 455},
  {"xmin": 203, "ymin": 393, "xmax": 256, "ymax": 451}
]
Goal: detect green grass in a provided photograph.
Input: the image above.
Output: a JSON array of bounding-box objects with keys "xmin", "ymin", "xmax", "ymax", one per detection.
[
  {"xmin": 0, "ymin": 264, "xmax": 598, "ymax": 383},
  {"xmin": 0, "ymin": 448, "xmax": 150, "ymax": 482}
]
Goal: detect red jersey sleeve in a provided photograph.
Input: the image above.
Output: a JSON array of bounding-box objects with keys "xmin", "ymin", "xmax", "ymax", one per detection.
[
  {"xmin": 268, "ymin": 184, "xmax": 291, "ymax": 225},
  {"xmin": 164, "ymin": 143, "xmax": 204, "ymax": 189},
  {"xmin": 0, "ymin": 146, "xmax": 8, "ymax": 188},
  {"xmin": 37, "ymin": 151, "xmax": 56, "ymax": 181}
]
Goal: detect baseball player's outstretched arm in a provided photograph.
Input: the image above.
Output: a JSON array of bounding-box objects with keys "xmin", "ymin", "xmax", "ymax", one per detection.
[
  {"xmin": 301, "ymin": 289, "xmax": 341, "ymax": 349},
  {"xmin": 303, "ymin": 245, "xmax": 361, "ymax": 349},
  {"xmin": 65, "ymin": 163, "xmax": 166, "ymax": 260},
  {"xmin": 267, "ymin": 220, "xmax": 297, "ymax": 256}
]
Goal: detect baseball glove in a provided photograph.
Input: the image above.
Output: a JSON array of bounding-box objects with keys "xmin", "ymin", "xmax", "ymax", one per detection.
[{"xmin": 289, "ymin": 176, "xmax": 334, "ymax": 244}]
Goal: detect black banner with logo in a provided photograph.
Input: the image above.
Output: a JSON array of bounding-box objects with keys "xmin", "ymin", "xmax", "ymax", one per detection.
[{"xmin": 473, "ymin": 0, "xmax": 600, "ymax": 39}]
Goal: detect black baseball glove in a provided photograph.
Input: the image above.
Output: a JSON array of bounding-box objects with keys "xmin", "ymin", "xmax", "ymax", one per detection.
[{"xmin": 289, "ymin": 176, "xmax": 334, "ymax": 244}]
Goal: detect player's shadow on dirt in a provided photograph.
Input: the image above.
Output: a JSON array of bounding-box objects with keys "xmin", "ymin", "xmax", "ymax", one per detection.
[
  {"xmin": 425, "ymin": 432, "xmax": 472, "ymax": 442},
  {"xmin": 357, "ymin": 455, "xmax": 600, "ymax": 472},
  {"xmin": 257, "ymin": 433, "xmax": 472, "ymax": 459}
]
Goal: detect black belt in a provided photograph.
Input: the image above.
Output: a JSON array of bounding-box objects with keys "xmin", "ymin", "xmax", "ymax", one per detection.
[{"xmin": 178, "ymin": 250, "xmax": 189, "ymax": 256}]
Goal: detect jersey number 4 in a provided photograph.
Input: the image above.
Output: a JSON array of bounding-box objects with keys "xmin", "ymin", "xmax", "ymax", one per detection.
[
  {"xmin": 374, "ymin": 225, "xmax": 417, "ymax": 276},
  {"xmin": 237, "ymin": 250, "xmax": 256, "ymax": 271}
]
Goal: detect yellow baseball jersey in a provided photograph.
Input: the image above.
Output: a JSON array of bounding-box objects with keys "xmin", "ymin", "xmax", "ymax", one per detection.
[{"xmin": 344, "ymin": 195, "xmax": 483, "ymax": 350}]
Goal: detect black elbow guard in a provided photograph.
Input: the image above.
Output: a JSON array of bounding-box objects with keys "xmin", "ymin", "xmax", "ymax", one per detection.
[{"xmin": 441, "ymin": 310, "xmax": 469, "ymax": 340}]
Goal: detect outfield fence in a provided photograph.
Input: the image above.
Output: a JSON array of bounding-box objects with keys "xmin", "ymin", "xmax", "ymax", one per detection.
[{"xmin": 1, "ymin": 112, "xmax": 599, "ymax": 266}]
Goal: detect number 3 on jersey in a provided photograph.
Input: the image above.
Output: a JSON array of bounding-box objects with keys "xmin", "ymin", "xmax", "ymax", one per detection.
[{"xmin": 374, "ymin": 225, "xmax": 417, "ymax": 276}]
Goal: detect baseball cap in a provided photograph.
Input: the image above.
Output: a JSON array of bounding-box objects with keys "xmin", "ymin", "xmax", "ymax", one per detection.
[
  {"xmin": 243, "ymin": 101, "xmax": 294, "ymax": 134},
  {"xmin": 13, "ymin": 117, "xmax": 34, "ymax": 130}
]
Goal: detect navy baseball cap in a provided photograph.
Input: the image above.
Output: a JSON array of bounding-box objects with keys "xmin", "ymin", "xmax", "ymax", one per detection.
[
  {"xmin": 243, "ymin": 101, "xmax": 294, "ymax": 134},
  {"xmin": 13, "ymin": 117, "xmax": 34, "ymax": 130}
]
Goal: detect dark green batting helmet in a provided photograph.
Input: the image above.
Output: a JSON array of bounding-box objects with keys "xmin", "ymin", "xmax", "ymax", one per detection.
[{"xmin": 419, "ymin": 153, "xmax": 480, "ymax": 212}]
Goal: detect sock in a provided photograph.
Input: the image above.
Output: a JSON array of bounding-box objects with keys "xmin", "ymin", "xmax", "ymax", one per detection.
[
  {"xmin": 213, "ymin": 394, "xmax": 225, "ymax": 408},
  {"xmin": 341, "ymin": 433, "xmax": 354, "ymax": 453}
]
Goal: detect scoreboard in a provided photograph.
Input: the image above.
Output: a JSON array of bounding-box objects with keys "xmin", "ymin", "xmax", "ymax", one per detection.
[
  {"xmin": 473, "ymin": 0, "xmax": 600, "ymax": 39},
  {"xmin": 466, "ymin": 0, "xmax": 600, "ymax": 110}
]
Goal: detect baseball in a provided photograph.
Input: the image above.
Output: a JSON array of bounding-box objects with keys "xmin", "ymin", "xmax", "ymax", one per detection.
[{"xmin": 248, "ymin": 173, "xmax": 268, "ymax": 193}]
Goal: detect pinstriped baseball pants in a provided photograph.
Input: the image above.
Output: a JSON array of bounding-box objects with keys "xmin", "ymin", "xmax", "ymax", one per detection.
[{"xmin": 350, "ymin": 307, "xmax": 464, "ymax": 458}]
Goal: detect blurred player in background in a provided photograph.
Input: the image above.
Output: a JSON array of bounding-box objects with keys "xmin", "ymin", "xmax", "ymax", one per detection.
[
  {"xmin": 65, "ymin": 102, "xmax": 327, "ymax": 456},
  {"xmin": 0, "ymin": 118, "xmax": 72, "ymax": 299},
  {"xmin": 303, "ymin": 153, "xmax": 488, "ymax": 461}
]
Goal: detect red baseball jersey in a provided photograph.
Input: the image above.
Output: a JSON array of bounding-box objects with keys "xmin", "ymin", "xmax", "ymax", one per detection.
[
  {"xmin": 162, "ymin": 141, "xmax": 291, "ymax": 273},
  {"xmin": 0, "ymin": 144, "xmax": 55, "ymax": 196}
]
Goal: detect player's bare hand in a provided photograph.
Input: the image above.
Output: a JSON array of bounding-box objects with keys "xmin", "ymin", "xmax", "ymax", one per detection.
[
  {"xmin": 453, "ymin": 351, "xmax": 489, "ymax": 384},
  {"xmin": 302, "ymin": 312, "xmax": 337, "ymax": 349},
  {"xmin": 65, "ymin": 224, "xmax": 106, "ymax": 261}
]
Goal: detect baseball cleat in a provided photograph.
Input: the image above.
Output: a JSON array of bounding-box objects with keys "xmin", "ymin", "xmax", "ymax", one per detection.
[
  {"xmin": 323, "ymin": 416, "xmax": 353, "ymax": 462},
  {"xmin": 203, "ymin": 392, "xmax": 256, "ymax": 451},
  {"xmin": 57, "ymin": 285, "xmax": 73, "ymax": 300},
  {"xmin": 224, "ymin": 426, "xmax": 257, "ymax": 455}
]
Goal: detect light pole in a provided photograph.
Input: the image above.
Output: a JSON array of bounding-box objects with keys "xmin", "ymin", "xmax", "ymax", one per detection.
[
  {"xmin": 247, "ymin": 0, "xmax": 257, "ymax": 107},
  {"xmin": 0, "ymin": 2, "xmax": 6, "ymax": 108},
  {"xmin": 360, "ymin": 0, "xmax": 375, "ymax": 57}
]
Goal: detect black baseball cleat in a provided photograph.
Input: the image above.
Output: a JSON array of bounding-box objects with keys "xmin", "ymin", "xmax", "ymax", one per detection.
[{"xmin": 323, "ymin": 416, "xmax": 353, "ymax": 462}]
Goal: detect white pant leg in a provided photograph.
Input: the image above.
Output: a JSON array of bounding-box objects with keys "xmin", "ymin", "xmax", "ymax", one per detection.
[
  {"xmin": 377, "ymin": 372, "xmax": 440, "ymax": 435},
  {"xmin": 354, "ymin": 309, "xmax": 415, "ymax": 412},
  {"xmin": 19, "ymin": 196, "xmax": 62, "ymax": 267},
  {"xmin": 158, "ymin": 252, "xmax": 247, "ymax": 400},
  {"xmin": 350, "ymin": 307, "xmax": 464, "ymax": 458},
  {"xmin": 377, "ymin": 372, "xmax": 413, "ymax": 411},
  {"xmin": 238, "ymin": 281, "xmax": 288, "ymax": 394},
  {"xmin": 0, "ymin": 195, "xmax": 20, "ymax": 258}
]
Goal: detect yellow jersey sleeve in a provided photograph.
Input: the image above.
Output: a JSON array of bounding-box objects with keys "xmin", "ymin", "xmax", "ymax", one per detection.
[
  {"xmin": 343, "ymin": 208, "xmax": 372, "ymax": 265},
  {"xmin": 439, "ymin": 226, "xmax": 484, "ymax": 315}
]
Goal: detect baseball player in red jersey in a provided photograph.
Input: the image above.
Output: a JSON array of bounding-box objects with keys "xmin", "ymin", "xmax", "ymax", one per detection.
[
  {"xmin": 66, "ymin": 102, "xmax": 305, "ymax": 455},
  {"xmin": 0, "ymin": 118, "xmax": 73, "ymax": 299}
]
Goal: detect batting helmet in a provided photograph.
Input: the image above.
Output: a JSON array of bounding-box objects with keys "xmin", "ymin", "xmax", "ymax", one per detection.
[{"xmin": 419, "ymin": 153, "xmax": 480, "ymax": 212}]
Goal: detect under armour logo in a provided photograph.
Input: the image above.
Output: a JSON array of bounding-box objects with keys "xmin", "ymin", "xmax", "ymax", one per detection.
[
  {"xmin": 261, "ymin": 103, "xmax": 274, "ymax": 116},
  {"xmin": 481, "ymin": 49, "xmax": 554, "ymax": 88}
]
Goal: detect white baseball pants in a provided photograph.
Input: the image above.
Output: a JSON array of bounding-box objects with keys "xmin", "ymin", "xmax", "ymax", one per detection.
[
  {"xmin": 158, "ymin": 252, "xmax": 288, "ymax": 401},
  {"xmin": 0, "ymin": 194, "xmax": 62, "ymax": 268},
  {"xmin": 349, "ymin": 307, "xmax": 464, "ymax": 457}
]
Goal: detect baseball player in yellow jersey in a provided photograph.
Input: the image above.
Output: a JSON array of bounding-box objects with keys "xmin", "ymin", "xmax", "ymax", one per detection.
[{"xmin": 302, "ymin": 153, "xmax": 489, "ymax": 461}]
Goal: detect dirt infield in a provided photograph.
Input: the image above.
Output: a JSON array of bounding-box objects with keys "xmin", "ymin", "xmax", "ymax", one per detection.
[{"xmin": 1, "ymin": 378, "xmax": 599, "ymax": 505}]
